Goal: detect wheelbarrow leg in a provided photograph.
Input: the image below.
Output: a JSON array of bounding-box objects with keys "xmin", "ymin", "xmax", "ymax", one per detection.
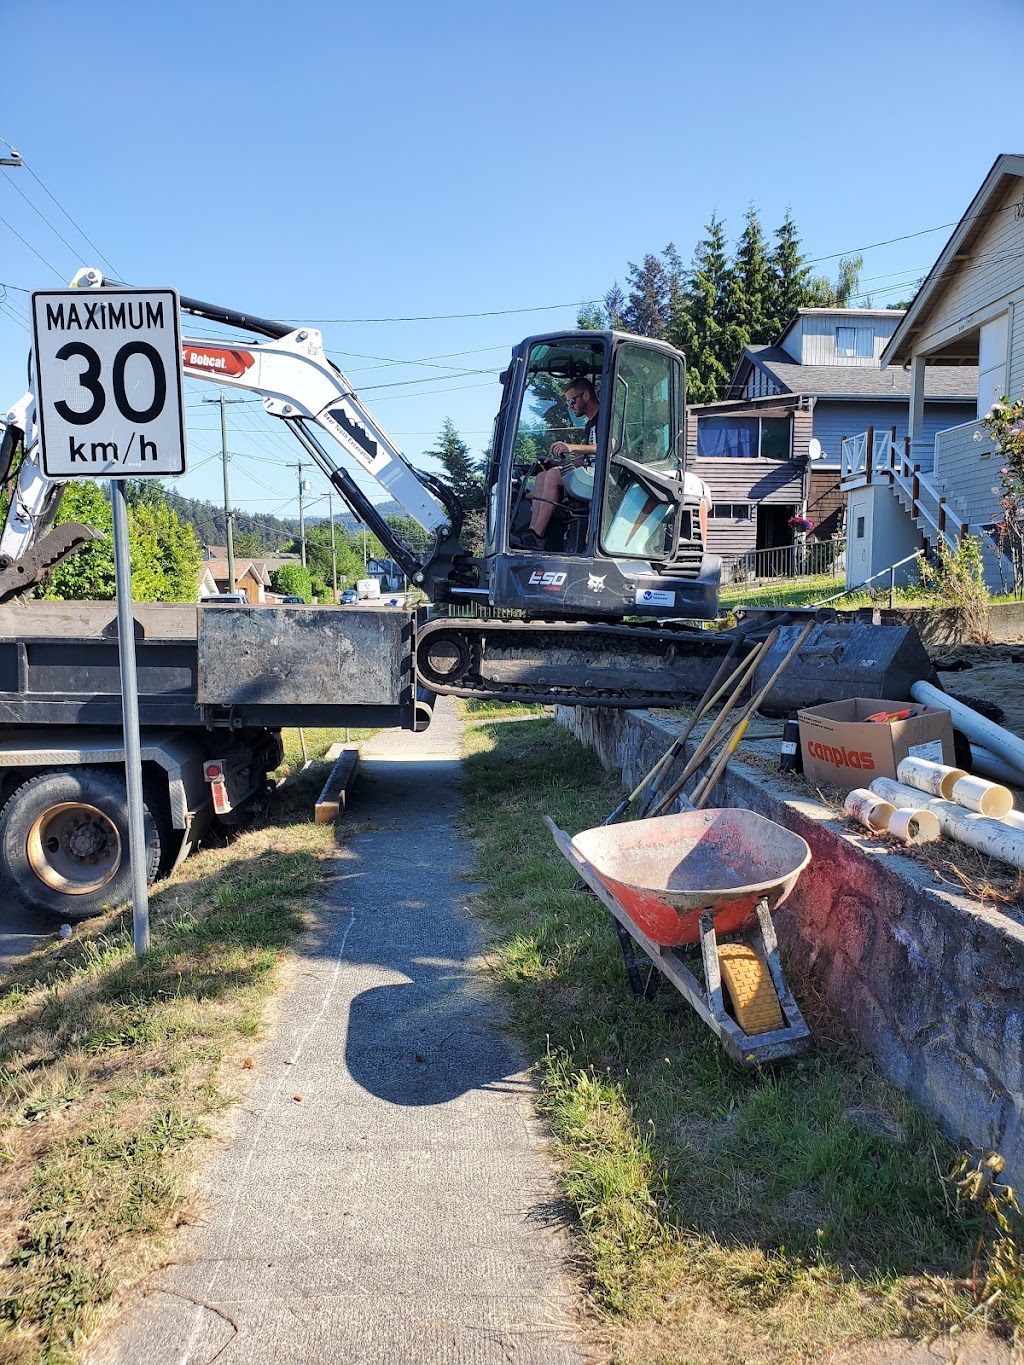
[
  {"xmin": 611, "ymin": 915, "xmax": 660, "ymax": 1002},
  {"xmin": 698, "ymin": 910, "xmax": 729, "ymax": 1026},
  {"xmin": 753, "ymin": 897, "xmax": 809, "ymax": 1032}
]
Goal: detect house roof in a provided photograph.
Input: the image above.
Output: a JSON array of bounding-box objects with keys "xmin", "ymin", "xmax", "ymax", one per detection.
[
  {"xmin": 734, "ymin": 345, "xmax": 978, "ymax": 401},
  {"xmin": 881, "ymin": 153, "xmax": 1024, "ymax": 367},
  {"xmin": 206, "ymin": 559, "xmax": 271, "ymax": 587}
]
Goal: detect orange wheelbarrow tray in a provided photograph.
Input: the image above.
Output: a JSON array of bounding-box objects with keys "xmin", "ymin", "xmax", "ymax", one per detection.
[{"xmin": 544, "ymin": 809, "xmax": 813, "ymax": 1066}]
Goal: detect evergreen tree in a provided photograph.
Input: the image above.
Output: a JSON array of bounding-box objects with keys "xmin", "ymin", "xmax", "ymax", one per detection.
[
  {"xmin": 622, "ymin": 253, "xmax": 671, "ymax": 337},
  {"xmin": 766, "ymin": 209, "xmax": 811, "ymax": 340},
  {"xmin": 576, "ymin": 301, "xmax": 603, "ymax": 330},
  {"xmin": 426, "ymin": 418, "xmax": 484, "ymax": 512},
  {"xmin": 603, "ymin": 283, "xmax": 626, "ymax": 330},
  {"xmin": 720, "ymin": 205, "xmax": 771, "ymax": 375},
  {"xmin": 670, "ymin": 216, "xmax": 731, "ymax": 404}
]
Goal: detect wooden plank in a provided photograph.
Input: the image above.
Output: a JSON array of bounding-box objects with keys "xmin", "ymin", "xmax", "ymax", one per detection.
[{"xmin": 314, "ymin": 747, "xmax": 360, "ymax": 823}]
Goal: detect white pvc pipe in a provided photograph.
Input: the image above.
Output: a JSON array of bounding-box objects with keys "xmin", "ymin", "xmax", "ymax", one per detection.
[
  {"xmin": 896, "ymin": 756, "xmax": 965, "ymax": 799},
  {"xmin": 887, "ymin": 807, "xmax": 940, "ymax": 844},
  {"xmin": 1003, "ymin": 810, "xmax": 1024, "ymax": 832},
  {"xmin": 970, "ymin": 744, "xmax": 1024, "ymax": 790},
  {"xmin": 869, "ymin": 776, "xmax": 1024, "ymax": 869},
  {"xmin": 950, "ymin": 774, "xmax": 1014, "ymax": 819},
  {"xmin": 844, "ymin": 788, "xmax": 896, "ymax": 832},
  {"xmin": 911, "ymin": 680, "xmax": 1024, "ymax": 782}
]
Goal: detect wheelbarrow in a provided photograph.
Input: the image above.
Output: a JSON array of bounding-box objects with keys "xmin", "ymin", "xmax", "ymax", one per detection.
[{"xmin": 544, "ymin": 808, "xmax": 813, "ymax": 1065}]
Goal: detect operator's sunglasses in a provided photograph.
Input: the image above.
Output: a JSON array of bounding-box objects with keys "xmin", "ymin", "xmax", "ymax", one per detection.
[{"xmin": 566, "ymin": 392, "xmax": 582, "ymax": 406}]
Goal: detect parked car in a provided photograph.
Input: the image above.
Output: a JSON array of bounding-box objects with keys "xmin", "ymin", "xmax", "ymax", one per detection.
[
  {"xmin": 279, "ymin": 595, "xmax": 306, "ymax": 604},
  {"xmin": 201, "ymin": 592, "xmax": 247, "ymax": 605},
  {"xmin": 340, "ymin": 589, "xmax": 359, "ymax": 605}
]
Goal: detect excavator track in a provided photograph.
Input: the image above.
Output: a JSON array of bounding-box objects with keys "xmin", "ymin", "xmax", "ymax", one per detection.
[{"xmin": 416, "ymin": 615, "xmax": 733, "ymax": 709}]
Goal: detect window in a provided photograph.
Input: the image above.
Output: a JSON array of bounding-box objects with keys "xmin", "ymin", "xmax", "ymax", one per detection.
[
  {"xmin": 855, "ymin": 516, "xmax": 865, "ymax": 540},
  {"xmin": 696, "ymin": 415, "xmax": 791, "ymax": 459},
  {"xmin": 836, "ymin": 326, "xmax": 874, "ymax": 359},
  {"xmin": 711, "ymin": 503, "xmax": 751, "ymax": 519},
  {"xmin": 978, "ymin": 314, "xmax": 1009, "ymax": 418},
  {"xmin": 599, "ymin": 342, "xmax": 684, "ymax": 562}
]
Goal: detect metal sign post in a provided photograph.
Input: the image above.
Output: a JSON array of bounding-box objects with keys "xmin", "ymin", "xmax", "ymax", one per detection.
[
  {"xmin": 31, "ymin": 286, "xmax": 187, "ymax": 961},
  {"xmin": 110, "ymin": 483, "xmax": 151, "ymax": 958}
]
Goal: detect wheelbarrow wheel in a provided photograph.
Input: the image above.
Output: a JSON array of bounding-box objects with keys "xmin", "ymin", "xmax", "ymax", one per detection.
[{"xmin": 718, "ymin": 943, "xmax": 783, "ymax": 1036}]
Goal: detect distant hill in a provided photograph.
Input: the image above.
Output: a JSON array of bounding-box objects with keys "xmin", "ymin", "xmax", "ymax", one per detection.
[
  {"xmin": 164, "ymin": 489, "xmax": 406, "ymax": 553},
  {"xmin": 163, "ymin": 489, "xmax": 298, "ymax": 552}
]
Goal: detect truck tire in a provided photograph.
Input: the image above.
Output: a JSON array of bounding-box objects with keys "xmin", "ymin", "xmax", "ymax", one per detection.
[{"xmin": 0, "ymin": 768, "xmax": 163, "ymax": 920}]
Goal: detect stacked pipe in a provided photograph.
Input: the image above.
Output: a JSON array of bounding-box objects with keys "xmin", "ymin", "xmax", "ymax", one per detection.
[
  {"xmin": 839, "ymin": 750, "xmax": 1024, "ymax": 867},
  {"xmin": 843, "ymin": 785, "xmax": 941, "ymax": 845}
]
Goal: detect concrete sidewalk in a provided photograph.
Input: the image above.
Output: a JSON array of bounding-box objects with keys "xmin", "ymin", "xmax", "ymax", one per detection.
[{"xmin": 89, "ymin": 699, "xmax": 591, "ymax": 1365}]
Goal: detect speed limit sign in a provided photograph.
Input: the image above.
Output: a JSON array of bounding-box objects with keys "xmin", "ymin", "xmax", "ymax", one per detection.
[{"xmin": 32, "ymin": 287, "xmax": 187, "ymax": 479}]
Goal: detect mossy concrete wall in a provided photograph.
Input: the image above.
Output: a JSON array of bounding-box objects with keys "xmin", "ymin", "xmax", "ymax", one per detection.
[{"xmin": 559, "ymin": 704, "xmax": 1024, "ymax": 1182}]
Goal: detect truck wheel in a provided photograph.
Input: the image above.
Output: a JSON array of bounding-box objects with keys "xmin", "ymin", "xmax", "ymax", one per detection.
[{"xmin": 0, "ymin": 768, "xmax": 163, "ymax": 920}]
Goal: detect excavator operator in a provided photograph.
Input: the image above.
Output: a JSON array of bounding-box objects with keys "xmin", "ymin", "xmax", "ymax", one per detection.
[{"xmin": 511, "ymin": 378, "xmax": 598, "ymax": 551}]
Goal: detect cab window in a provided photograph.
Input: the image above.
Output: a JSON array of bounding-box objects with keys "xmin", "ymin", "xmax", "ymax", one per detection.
[
  {"xmin": 600, "ymin": 344, "xmax": 683, "ymax": 561},
  {"xmin": 512, "ymin": 340, "xmax": 604, "ymax": 466}
]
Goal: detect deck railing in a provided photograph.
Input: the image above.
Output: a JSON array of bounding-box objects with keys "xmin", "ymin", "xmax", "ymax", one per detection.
[
  {"xmin": 840, "ymin": 426, "xmax": 970, "ymax": 553},
  {"xmin": 729, "ymin": 537, "xmax": 846, "ymax": 584}
]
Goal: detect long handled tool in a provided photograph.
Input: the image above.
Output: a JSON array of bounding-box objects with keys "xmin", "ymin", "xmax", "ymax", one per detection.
[
  {"xmin": 640, "ymin": 630, "xmax": 780, "ymax": 820},
  {"xmin": 651, "ymin": 619, "xmax": 816, "ymax": 817},
  {"xmin": 603, "ymin": 633, "xmax": 752, "ymax": 826}
]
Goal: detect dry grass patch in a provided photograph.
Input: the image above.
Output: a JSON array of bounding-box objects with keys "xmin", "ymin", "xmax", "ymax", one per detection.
[{"xmin": 0, "ymin": 730, "xmax": 351, "ymax": 1364}]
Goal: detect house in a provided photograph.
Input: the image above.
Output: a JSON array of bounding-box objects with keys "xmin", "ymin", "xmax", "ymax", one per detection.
[
  {"xmin": 199, "ymin": 558, "xmax": 273, "ymax": 604},
  {"xmin": 367, "ymin": 556, "xmax": 404, "ymax": 591},
  {"xmin": 842, "ymin": 153, "xmax": 1024, "ymax": 590},
  {"xmin": 689, "ymin": 309, "xmax": 977, "ymax": 572}
]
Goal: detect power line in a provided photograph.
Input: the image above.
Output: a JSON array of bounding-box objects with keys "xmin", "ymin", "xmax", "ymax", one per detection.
[
  {"xmin": 280, "ymin": 301, "xmax": 588, "ymax": 324},
  {"xmin": 0, "ymin": 207, "xmax": 64, "ymax": 280},
  {"xmin": 1, "ymin": 139, "xmax": 122, "ymax": 277},
  {"xmin": 0, "ymin": 167, "xmax": 89, "ymax": 268}
]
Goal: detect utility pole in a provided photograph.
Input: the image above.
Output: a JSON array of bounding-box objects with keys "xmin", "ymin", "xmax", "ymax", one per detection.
[
  {"xmin": 203, "ymin": 394, "xmax": 246, "ymax": 591},
  {"xmin": 328, "ymin": 492, "xmax": 338, "ymax": 601},
  {"xmin": 291, "ymin": 461, "xmax": 310, "ymax": 566}
]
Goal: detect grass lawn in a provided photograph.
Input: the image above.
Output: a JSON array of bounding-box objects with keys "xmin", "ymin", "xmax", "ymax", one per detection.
[
  {"xmin": 0, "ymin": 728, "xmax": 358, "ymax": 1364},
  {"xmin": 460, "ymin": 712, "xmax": 1022, "ymax": 1362}
]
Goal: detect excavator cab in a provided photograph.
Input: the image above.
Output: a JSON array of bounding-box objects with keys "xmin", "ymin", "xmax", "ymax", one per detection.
[{"xmin": 483, "ymin": 331, "xmax": 721, "ymax": 620}]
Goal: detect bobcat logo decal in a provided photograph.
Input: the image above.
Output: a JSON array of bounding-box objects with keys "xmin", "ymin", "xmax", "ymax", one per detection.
[{"xmin": 587, "ymin": 574, "xmax": 607, "ymax": 593}]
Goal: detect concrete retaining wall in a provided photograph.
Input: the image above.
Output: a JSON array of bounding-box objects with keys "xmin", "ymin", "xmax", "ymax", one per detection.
[
  {"xmin": 560, "ymin": 704, "xmax": 1024, "ymax": 1181},
  {"xmin": 867, "ymin": 601, "xmax": 1024, "ymax": 645}
]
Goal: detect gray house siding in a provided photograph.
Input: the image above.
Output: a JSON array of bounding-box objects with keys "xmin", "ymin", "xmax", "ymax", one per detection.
[
  {"xmin": 693, "ymin": 457, "xmax": 804, "ymax": 562},
  {"xmin": 790, "ymin": 314, "xmax": 902, "ymax": 367},
  {"xmin": 811, "ymin": 400, "xmax": 976, "ymax": 468}
]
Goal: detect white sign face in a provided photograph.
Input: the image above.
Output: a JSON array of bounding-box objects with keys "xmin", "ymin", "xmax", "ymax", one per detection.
[{"xmin": 32, "ymin": 288, "xmax": 187, "ymax": 479}]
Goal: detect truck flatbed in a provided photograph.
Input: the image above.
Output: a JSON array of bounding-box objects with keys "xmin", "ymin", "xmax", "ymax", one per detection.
[{"xmin": 0, "ymin": 602, "xmax": 420, "ymax": 731}]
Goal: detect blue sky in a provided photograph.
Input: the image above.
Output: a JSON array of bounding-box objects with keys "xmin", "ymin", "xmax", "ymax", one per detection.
[{"xmin": 2, "ymin": 0, "xmax": 1022, "ymax": 533}]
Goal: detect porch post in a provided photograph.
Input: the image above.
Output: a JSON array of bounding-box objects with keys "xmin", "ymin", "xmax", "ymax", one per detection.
[{"xmin": 908, "ymin": 353, "xmax": 927, "ymax": 463}]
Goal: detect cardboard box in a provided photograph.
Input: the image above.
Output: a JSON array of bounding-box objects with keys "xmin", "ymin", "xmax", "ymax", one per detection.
[{"xmin": 797, "ymin": 697, "xmax": 955, "ymax": 792}]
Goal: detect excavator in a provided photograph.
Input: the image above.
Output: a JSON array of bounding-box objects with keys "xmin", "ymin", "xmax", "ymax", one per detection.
[{"xmin": 0, "ymin": 267, "xmax": 734, "ymax": 710}]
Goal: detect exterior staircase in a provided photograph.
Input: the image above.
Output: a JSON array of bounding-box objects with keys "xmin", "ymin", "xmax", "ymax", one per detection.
[{"xmin": 840, "ymin": 425, "xmax": 1007, "ymax": 589}]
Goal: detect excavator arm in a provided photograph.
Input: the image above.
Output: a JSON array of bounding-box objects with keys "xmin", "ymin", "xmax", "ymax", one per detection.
[{"xmin": 0, "ymin": 269, "xmax": 473, "ymax": 600}]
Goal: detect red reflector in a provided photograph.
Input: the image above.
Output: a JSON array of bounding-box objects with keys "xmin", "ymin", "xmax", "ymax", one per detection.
[{"xmin": 206, "ymin": 764, "xmax": 222, "ymax": 779}]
